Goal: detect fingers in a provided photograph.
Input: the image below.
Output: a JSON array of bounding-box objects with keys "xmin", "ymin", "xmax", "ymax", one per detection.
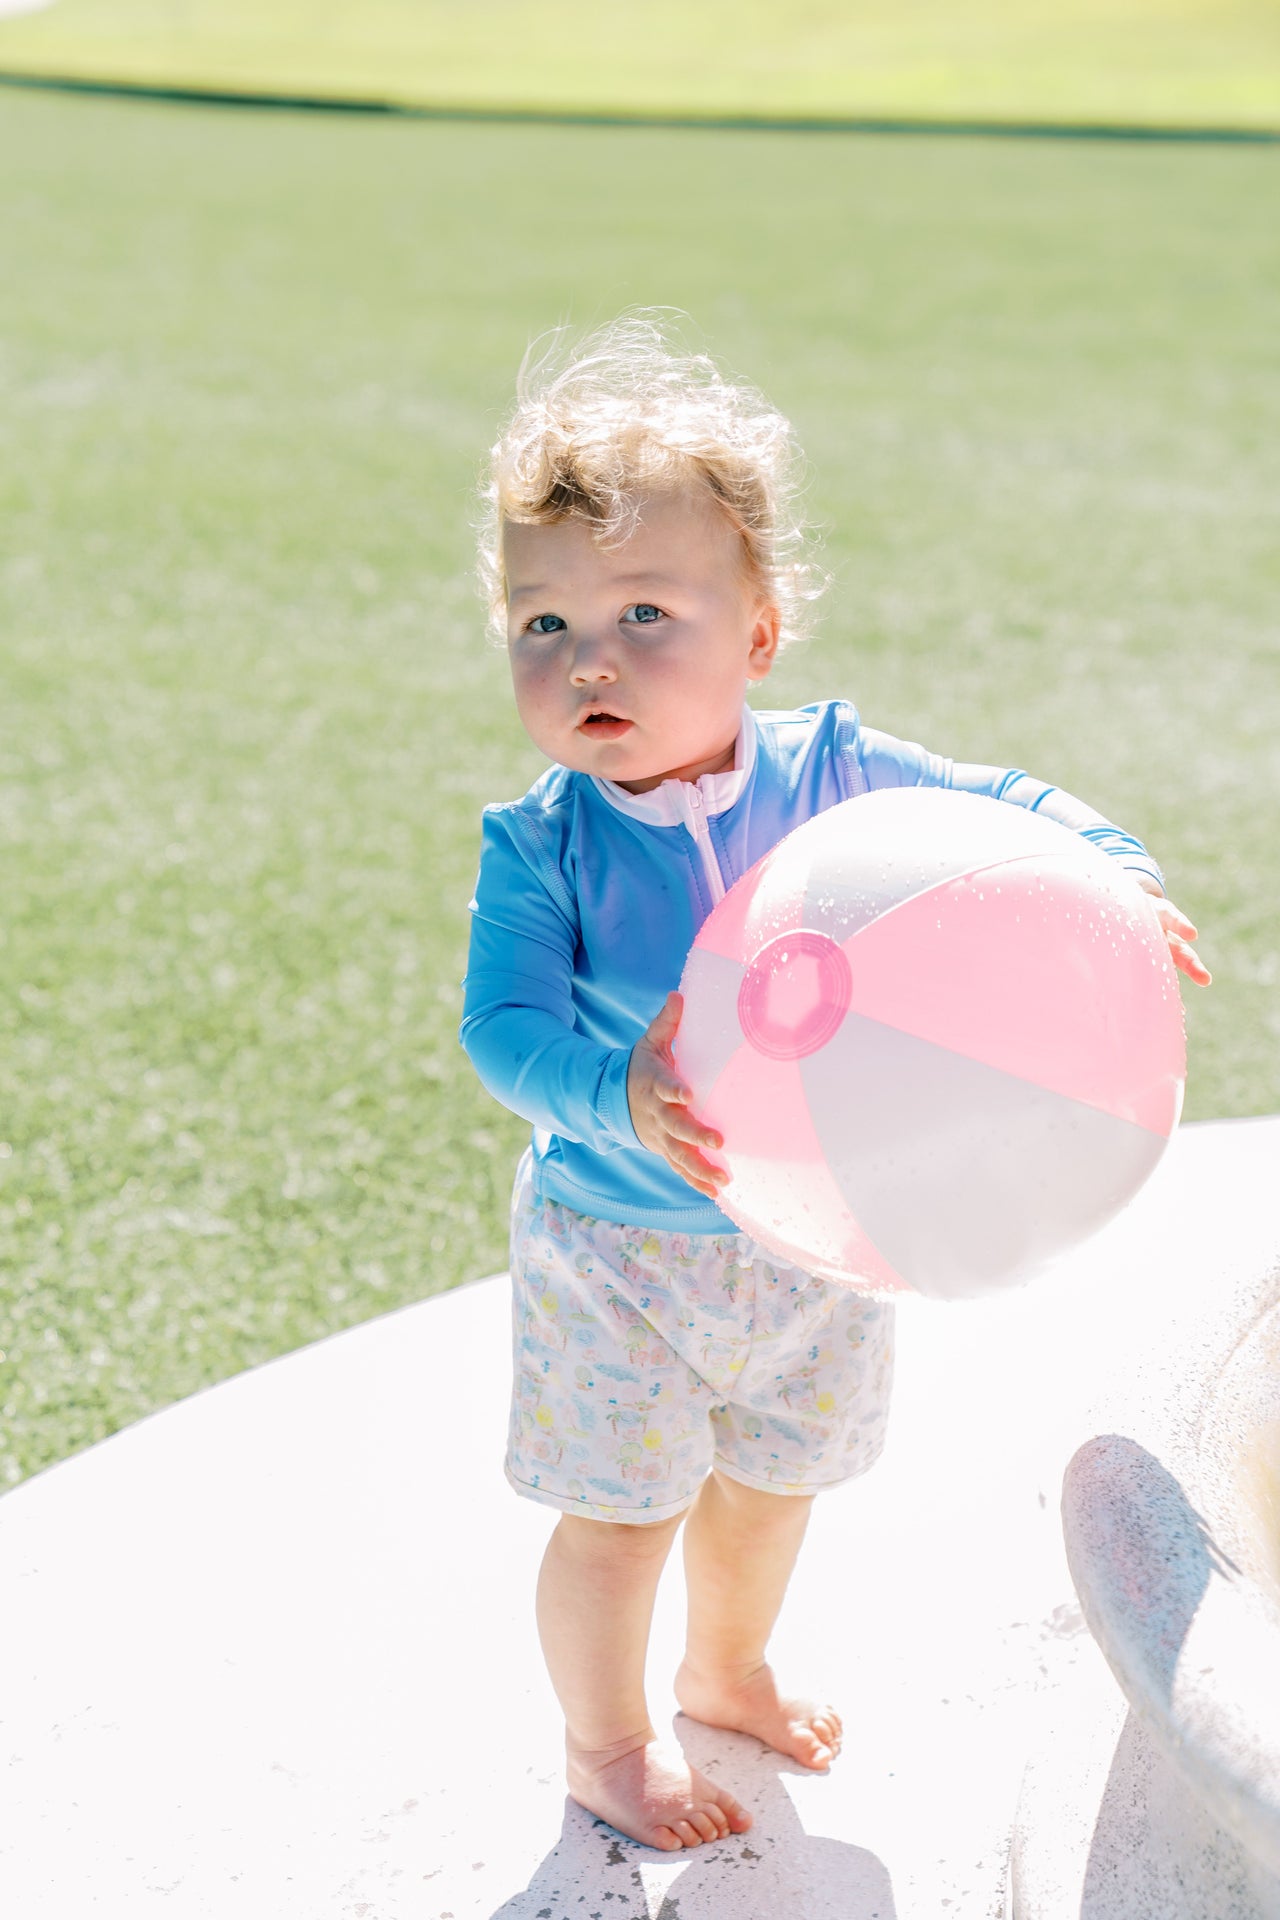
[
  {"xmin": 1153, "ymin": 896, "xmax": 1211, "ymax": 986},
  {"xmin": 1136, "ymin": 880, "xmax": 1201, "ymax": 944},
  {"xmin": 631, "ymin": 1043, "xmax": 691, "ymax": 1109},
  {"xmin": 644, "ymin": 1061, "xmax": 715, "ymax": 1128},
  {"xmin": 1168, "ymin": 935, "xmax": 1212, "ymax": 987},
  {"xmin": 1137, "ymin": 892, "xmax": 1210, "ymax": 988},
  {"xmin": 661, "ymin": 1104, "xmax": 724, "ymax": 1153},
  {"xmin": 637, "ymin": 991, "xmax": 731, "ymax": 1193},
  {"xmin": 661, "ymin": 1126, "xmax": 728, "ymax": 1195},
  {"xmin": 1155, "ymin": 898, "xmax": 1199, "ymax": 942},
  {"xmin": 667, "ymin": 1141, "xmax": 729, "ymax": 1198},
  {"xmin": 655, "ymin": 1104, "xmax": 728, "ymax": 1196}
]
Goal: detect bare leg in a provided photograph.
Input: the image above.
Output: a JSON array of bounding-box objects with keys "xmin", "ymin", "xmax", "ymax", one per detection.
[
  {"xmin": 675, "ymin": 1469, "xmax": 843, "ymax": 1770},
  {"xmin": 537, "ymin": 1511, "xmax": 752, "ymax": 1849}
]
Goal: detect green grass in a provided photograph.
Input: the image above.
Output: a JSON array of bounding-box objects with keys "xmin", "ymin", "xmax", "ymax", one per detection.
[
  {"xmin": 1, "ymin": 0, "xmax": 1279, "ymax": 129},
  {"xmin": 1, "ymin": 87, "xmax": 1277, "ymax": 1488}
]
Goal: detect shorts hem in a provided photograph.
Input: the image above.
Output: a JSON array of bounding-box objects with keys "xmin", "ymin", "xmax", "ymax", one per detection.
[
  {"xmin": 504, "ymin": 1461, "xmax": 698, "ymax": 1525},
  {"xmin": 711, "ymin": 1452, "xmax": 881, "ymax": 1499}
]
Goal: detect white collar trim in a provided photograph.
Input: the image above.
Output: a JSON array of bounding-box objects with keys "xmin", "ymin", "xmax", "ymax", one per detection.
[{"xmin": 591, "ymin": 706, "xmax": 757, "ymax": 825}]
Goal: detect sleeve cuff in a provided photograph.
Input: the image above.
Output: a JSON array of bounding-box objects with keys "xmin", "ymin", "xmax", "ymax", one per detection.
[
  {"xmin": 597, "ymin": 1045, "xmax": 643, "ymax": 1150},
  {"xmin": 1116, "ymin": 855, "xmax": 1165, "ymax": 893}
]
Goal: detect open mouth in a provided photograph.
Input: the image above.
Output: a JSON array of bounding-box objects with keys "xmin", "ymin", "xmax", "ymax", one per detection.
[{"xmin": 578, "ymin": 711, "xmax": 632, "ymax": 736}]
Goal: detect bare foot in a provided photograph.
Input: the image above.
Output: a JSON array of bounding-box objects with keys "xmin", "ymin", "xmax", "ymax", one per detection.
[
  {"xmin": 675, "ymin": 1659, "xmax": 843, "ymax": 1771},
  {"xmin": 566, "ymin": 1729, "xmax": 753, "ymax": 1851}
]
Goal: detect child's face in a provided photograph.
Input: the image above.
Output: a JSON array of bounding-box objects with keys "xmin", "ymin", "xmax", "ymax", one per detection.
[{"xmin": 503, "ymin": 488, "xmax": 779, "ymax": 793}]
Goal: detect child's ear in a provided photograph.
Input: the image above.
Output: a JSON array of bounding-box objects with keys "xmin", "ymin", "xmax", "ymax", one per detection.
[{"xmin": 746, "ymin": 602, "xmax": 781, "ymax": 681}]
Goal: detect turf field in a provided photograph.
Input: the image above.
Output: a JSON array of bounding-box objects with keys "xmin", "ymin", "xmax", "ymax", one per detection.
[
  {"xmin": 0, "ymin": 0, "xmax": 1278, "ymax": 129},
  {"xmin": 1, "ymin": 86, "xmax": 1277, "ymax": 1486}
]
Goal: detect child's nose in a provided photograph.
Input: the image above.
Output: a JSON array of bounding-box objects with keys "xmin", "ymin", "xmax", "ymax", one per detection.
[{"xmin": 569, "ymin": 633, "xmax": 618, "ymax": 684}]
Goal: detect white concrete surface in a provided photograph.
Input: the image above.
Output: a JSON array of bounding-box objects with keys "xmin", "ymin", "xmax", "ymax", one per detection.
[
  {"xmin": 1011, "ymin": 1673, "xmax": 1276, "ymax": 1920},
  {"xmin": 1012, "ymin": 1114, "xmax": 1280, "ymax": 1918},
  {"xmin": 1, "ymin": 1117, "xmax": 1275, "ymax": 1919}
]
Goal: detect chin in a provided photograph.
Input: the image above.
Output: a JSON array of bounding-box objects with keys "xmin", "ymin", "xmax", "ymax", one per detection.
[{"xmin": 566, "ymin": 736, "xmax": 648, "ymax": 780}]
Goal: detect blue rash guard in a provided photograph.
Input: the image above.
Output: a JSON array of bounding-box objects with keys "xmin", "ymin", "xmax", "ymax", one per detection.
[{"xmin": 460, "ymin": 700, "xmax": 1162, "ymax": 1234}]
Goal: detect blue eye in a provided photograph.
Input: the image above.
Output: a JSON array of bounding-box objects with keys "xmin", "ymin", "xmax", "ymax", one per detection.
[
  {"xmin": 625, "ymin": 604, "xmax": 664, "ymax": 625},
  {"xmin": 527, "ymin": 613, "xmax": 566, "ymax": 635}
]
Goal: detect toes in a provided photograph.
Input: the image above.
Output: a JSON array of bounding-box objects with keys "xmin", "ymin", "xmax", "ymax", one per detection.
[
  {"xmin": 808, "ymin": 1707, "xmax": 842, "ymax": 1763},
  {"xmin": 652, "ymin": 1802, "xmax": 731, "ymax": 1850},
  {"xmin": 797, "ymin": 1728, "xmax": 833, "ymax": 1768},
  {"xmin": 717, "ymin": 1792, "xmax": 752, "ymax": 1832}
]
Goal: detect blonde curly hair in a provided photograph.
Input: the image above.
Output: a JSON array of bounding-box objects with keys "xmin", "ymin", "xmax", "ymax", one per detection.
[{"xmin": 478, "ymin": 314, "xmax": 825, "ymax": 645}]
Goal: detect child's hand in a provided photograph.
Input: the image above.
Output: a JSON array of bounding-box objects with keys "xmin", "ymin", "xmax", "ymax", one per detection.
[
  {"xmin": 627, "ymin": 992, "xmax": 730, "ymax": 1200},
  {"xmin": 1135, "ymin": 876, "xmax": 1212, "ymax": 986}
]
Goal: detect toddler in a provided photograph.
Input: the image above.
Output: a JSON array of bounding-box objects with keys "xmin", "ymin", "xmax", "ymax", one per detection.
[{"xmin": 460, "ymin": 318, "xmax": 1209, "ymax": 1851}]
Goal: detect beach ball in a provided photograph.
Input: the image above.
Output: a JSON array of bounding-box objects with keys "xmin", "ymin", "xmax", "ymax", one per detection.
[{"xmin": 672, "ymin": 788, "xmax": 1185, "ymax": 1300}]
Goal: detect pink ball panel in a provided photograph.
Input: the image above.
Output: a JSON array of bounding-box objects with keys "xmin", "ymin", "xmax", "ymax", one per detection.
[
  {"xmin": 692, "ymin": 833, "xmax": 806, "ymax": 963},
  {"xmin": 838, "ymin": 852, "xmax": 1185, "ymax": 1135},
  {"xmin": 695, "ymin": 1040, "xmax": 907, "ymax": 1294}
]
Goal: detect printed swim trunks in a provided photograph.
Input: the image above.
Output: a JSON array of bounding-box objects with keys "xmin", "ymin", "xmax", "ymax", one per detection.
[{"xmin": 506, "ymin": 1151, "xmax": 894, "ymax": 1523}]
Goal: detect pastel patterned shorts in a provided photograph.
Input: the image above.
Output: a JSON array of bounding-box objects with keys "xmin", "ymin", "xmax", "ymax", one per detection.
[{"xmin": 506, "ymin": 1152, "xmax": 894, "ymax": 1524}]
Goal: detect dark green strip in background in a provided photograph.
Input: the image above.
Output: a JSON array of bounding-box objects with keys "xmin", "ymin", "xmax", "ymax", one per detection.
[{"xmin": 2, "ymin": 68, "xmax": 1277, "ymax": 141}]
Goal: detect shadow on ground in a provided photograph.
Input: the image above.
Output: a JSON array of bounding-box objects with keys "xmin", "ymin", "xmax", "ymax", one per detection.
[{"xmin": 489, "ymin": 1716, "xmax": 896, "ymax": 1920}]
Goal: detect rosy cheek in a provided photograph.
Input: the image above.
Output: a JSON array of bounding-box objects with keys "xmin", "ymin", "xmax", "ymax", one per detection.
[{"xmin": 529, "ymin": 667, "xmax": 561, "ymax": 706}]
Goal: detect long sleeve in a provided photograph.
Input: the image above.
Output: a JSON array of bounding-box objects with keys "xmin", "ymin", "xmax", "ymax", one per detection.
[
  {"xmin": 459, "ymin": 808, "xmax": 641, "ymax": 1151},
  {"xmin": 856, "ymin": 725, "xmax": 1164, "ymax": 891}
]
